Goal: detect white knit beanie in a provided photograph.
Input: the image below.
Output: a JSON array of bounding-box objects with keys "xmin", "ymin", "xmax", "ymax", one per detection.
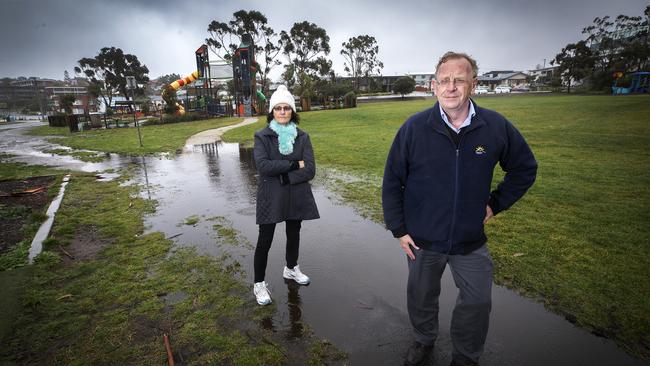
[{"xmin": 269, "ymin": 85, "xmax": 296, "ymax": 112}]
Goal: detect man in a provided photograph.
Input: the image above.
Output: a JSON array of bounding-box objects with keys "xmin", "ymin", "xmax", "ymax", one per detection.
[{"xmin": 382, "ymin": 52, "xmax": 537, "ymax": 366}]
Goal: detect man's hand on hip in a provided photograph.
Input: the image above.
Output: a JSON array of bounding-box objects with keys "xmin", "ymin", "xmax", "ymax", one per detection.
[
  {"xmin": 398, "ymin": 234, "xmax": 420, "ymax": 260},
  {"xmin": 483, "ymin": 205, "xmax": 494, "ymax": 224}
]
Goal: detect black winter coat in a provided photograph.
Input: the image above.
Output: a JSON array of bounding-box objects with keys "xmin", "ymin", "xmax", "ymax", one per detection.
[{"xmin": 253, "ymin": 126, "xmax": 320, "ymax": 224}]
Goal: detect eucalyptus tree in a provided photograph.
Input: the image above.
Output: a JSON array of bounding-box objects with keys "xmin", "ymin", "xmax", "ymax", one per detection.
[
  {"xmin": 74, "ymin": 47, "xmax": 149, "ymax": 112},
  {"xmin": 279, "ymin": 21, "xmax": 331, "ymax": 110},
  {"xmin": 340, "ymin": 35, "xmax": 384, "ymax": 91},
  {"xmin": 206, "ymin": 10, "xmax": 282, "ymax": 95}
]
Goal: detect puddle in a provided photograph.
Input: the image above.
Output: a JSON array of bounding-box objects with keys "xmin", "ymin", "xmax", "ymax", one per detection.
[
  {"xmin": 0, "ymin": 120, "xmax": 137, "ymax": 172},
  {"xmin": 2, "ymin": 122, "xmax": 647, "ymax": 365},
  {"xmin": 28, "ymin": 174, "xmax": 70, "ymax": 263},
  {"xmin": 95, "ymin": 173, "xmax": 120, "ymax": 182}
]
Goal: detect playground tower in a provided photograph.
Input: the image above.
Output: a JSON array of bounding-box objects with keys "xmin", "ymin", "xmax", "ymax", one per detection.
[{"xmin": 232, "ymin": 34, "xmax": 257, "ymax": 117}]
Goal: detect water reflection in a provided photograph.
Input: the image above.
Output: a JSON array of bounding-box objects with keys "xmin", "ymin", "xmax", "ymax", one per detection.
[
  {"xmin": 140, "ymin": 155, "xmax": 151, "ymax": 200},
  {"xmin": 260, "ymin": 280, "xmax": 305, "ymax": 339},
  {"xmin": 285, "ymin": 280, "xmax": 305, "ymax": 339},
  {"xmin": 237, "ymin": 146, "xmax": 258, "ymax": 203}
]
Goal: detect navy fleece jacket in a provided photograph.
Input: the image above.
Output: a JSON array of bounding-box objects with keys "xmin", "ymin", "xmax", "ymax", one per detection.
[{"xmin": 382, "ymin": 101, "xmax": 537, "ymax": 255}]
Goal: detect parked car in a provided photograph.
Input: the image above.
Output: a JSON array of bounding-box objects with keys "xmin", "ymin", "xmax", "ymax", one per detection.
[
  {"xmin": 475, "ymin": 86, "xmax": 489, "ymax": 95},
  {"xmin": 494, "ymin": 85, "xmax": 511, "ymax": 93}
]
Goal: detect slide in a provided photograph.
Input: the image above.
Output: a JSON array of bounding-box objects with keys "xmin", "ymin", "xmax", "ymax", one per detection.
[{"xmin": 163, "ymin": 71, "xmax": 199, "ymax": 114}]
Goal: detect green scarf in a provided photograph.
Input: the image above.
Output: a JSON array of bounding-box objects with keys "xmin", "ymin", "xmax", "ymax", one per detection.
[{"xmin": 269, "ymin": 120, "xmax": 297, "ymax": 155}]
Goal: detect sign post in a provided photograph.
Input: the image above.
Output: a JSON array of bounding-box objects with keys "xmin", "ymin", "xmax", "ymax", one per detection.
[{"xmin": 126, "ymin": 76, "xmax": 143, "ymax": 147}]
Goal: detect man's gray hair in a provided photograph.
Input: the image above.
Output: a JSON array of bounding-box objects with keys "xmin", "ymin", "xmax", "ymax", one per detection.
[{"xmin": 435, "ymin": 51, "xmax": 479, "ymax": 79}]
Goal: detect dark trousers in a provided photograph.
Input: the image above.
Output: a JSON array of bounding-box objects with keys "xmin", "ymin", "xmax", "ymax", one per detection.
[
  {"xmin": 407, "ymin": 244, "xmax": 493, "ymax": 363},
  {"xmin": 254, "ymin": 220, "xmax": 302, "ymax": 282}
]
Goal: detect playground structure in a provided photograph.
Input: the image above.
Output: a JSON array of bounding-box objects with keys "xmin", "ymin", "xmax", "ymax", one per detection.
[
  {"xmin": 161, "ymin": 44, "xmax": 232, "ymax": 116},
  {"xmin": 163, "ymin": 70, "xmax": 200, "ymax": 114},
  {"xmin": 612, "ymin": 71, "xmax": 650, "ymax": 94},
  {"xmin": 161, "ymin": 37, "xmax": 266, "ymax": 117},
  {"xmin": 232, "ymin": 34, "xmax": 264, "ymax": 117}
]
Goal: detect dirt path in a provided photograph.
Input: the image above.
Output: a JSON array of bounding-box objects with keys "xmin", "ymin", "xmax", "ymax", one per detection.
[{"xmin": 184, "ymin": 117, "xmax": 258, "ymax": 147}]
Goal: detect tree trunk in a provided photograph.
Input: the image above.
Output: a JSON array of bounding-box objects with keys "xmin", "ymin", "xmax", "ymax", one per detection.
[{"xmin": 301, "ymin": 96, "xmax": 311, "ymax": 112}]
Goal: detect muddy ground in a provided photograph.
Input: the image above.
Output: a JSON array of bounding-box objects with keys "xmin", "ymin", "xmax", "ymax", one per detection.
[{"xmin": 0, "ymin": 176, "xmax": 56, "ymax": 253}]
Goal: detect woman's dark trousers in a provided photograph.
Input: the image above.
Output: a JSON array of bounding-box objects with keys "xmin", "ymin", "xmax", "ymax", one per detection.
[{"xmin": 254, "ymin": 220, "xmax": 302, "ymax": 282}]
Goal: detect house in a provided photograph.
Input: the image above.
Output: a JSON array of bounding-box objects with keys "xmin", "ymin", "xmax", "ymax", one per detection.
[
  {"xmin": 45, "ymin": 86, "xmax": 98, "ymax": 115},
  {"xmin": 336, "ymin": 75, "xmax": 405, "ymax": 93},
  {"xmin": 477, "ymin": 70, "xmax": 529, "ymax": 90},
  {"xmin": 528, "ymin": 66, "xmax": 559, "ymax": 84},
  {"xmin": 5, "ymin": 78, "xmax": 57, "ymax": 114},
  {"xmin": 408, "ymin": 72, "xmax": 436, "ymax": 91}
]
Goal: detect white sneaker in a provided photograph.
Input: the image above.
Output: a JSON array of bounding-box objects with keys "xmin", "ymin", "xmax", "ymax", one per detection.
[
  {"xmin": 283, "ymin": 265, "xmax": 310, "ymax": 285},
  {"xmin": 253, "ymin": 281, "xmax": 272, "ymax": 305}
]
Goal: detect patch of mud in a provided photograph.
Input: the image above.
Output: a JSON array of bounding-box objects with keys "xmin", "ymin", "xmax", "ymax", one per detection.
[
  {"xmin": 58, "ymin": 225, "xmax": 115, "ymax": 265},
  {"xmin": 0, "ymin": 175, "xmax": 57, "ymax": 252}
]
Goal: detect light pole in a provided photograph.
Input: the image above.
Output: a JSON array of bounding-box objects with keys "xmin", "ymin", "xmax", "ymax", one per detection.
[{"xmin": 126, "ymin": 76, "xmax": 143, "ymax": 147}]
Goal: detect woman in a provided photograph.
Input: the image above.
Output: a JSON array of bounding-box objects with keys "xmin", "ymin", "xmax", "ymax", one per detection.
[{"xmin": 252, "ymin": 85, "xmax": 320, "ymax": 305}]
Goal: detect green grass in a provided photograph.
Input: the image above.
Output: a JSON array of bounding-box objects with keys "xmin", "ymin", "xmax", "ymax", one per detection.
[
  {"xmin": 28, "ymin": 117, "xmax": 243, "ymax": 155},
  {"xmin": 42, "ymin": 148, "xmax": 108, "ymax": 163},
  {"xmin": 182, "ymin": 214, "xmax": 200, "ymax": 226},
  {"xmin": 224, "ymin": 94, "xmax": 650, "ymax": 359},
  {"xmin": 0, "ymin": 160, "xmax": 63, "ymax": 271},
  {"xmin": 0, "ymin": 154, "xmax": 61, "ymax": 181},
  {"xmin": 209, "ymin": 216, "xmax": 253, "ymax": 249}
]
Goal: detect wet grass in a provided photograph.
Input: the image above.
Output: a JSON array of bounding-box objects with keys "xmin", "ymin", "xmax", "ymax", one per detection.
[
  {"xmin": 0, "ymin": 160, "xmax": 62, "ymax": 271},
  {"xmin": 224, "ymin": 94, "xmax": 650, "ymax": 360},
  {"xmin": 0, "ymin": 213, "xmax": 44, "ymax": 271},
  {"xmin": 0, "ymin": 154, "xmax": 61, "ymax": 180},
  {"xmin": 209, "ymin": 216, "xmax": 253, "ymax": 249},
  {"xmin": 182, "ymin": 214, "xmax": 200, "ymax": 226},
  {"xmin": 28, "ymin": 117, "xmax": 243, "ymax": 155},
  {"xmin": 42, "ymin": 148, "xmax": 107, "ymax": 162},
  {"xmin": 0, "ymin": 172, "xmax": 346, "ymax": 364}
]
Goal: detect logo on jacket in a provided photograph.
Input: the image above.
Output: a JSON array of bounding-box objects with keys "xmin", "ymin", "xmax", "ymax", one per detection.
[{"xmin": 475, "ymin": 145, "xmax": 486, "ymax": 155}]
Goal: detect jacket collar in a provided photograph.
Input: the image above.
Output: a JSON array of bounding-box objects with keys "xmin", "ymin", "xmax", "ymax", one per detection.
[{"xmin": 429, "ymin": 99, "xmax": 486, "ymax": 134}]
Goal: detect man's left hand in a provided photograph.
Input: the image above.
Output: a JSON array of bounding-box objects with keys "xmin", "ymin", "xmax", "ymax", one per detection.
[{"xmin": 483, "ymin": 205, "xmax": 494, "ymax": 224}]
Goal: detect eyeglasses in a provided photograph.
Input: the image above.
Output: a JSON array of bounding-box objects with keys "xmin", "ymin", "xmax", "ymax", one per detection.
[
  {"xmin": 273, "ymin": 106, "xmax": 292, "ymax": 112},
  {"xmin": 436, "ymin": 78, "xmax": 472, "ymax": 87}
]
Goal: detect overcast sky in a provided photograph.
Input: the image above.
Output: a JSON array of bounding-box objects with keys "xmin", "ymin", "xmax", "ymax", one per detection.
[{"xmin": 0, "ymin": 0, "xmax": 647, "ymax": 81}]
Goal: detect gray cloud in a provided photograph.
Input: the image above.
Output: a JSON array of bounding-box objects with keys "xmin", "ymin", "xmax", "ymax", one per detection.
[{"xmin": 0, "ymin": 0, "xmax": 647, "ymax": 80}]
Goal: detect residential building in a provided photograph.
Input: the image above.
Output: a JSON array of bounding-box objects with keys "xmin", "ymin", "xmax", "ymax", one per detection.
[
  {"xmin": 336, "ymin": 75, "xmax": 403, "ymax": 93},
  {"xmin": 408, "ymin": 72, "xmax": 436, "ymax": 91},
  {"xmin": 477, "ymin": 70, "xmax": 529, "ymax": 90},
  {"xmin": 45, "ymin": 86, "xmax": 98, "ymax": 115},
  {"xmin": 4, "ymin": 77, "xmax": 57, "ymax": 113},
  {"xmin": 528, "ymin": 66, "xmax": 559, "ymax": 84}
]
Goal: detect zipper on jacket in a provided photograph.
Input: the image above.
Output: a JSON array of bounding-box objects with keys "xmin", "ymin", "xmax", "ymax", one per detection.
[
  {"xmin": 448, "ymin": 148, "xmax": 460, "ymax": 254},
  {"xmin": 434, "ymin": 126, "xmax": 460, "ymax": 254}
]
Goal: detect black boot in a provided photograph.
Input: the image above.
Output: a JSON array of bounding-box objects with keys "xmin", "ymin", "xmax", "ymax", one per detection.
[{"xmin": 404, "ymin": 341, "xmax": 433, "ymax": 366}]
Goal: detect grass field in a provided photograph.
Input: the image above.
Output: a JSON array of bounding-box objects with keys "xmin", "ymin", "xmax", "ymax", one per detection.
[
  {"xmin": 224, "ymin": 94, "xmax": 650, "ymax": 359},
  {"xmin": 28, "ymin": 117, "xmax": 242, "ymax": 155}
]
